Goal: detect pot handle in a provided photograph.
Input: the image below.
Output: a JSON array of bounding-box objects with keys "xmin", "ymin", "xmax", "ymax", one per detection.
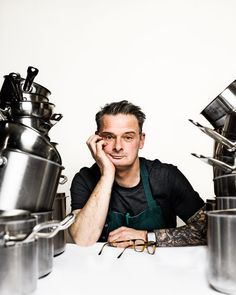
[
  {"xmin": 0, "ymin": 156, "xmax": 7, "ymax": 167},
  {"xmin": 21, "ymin": 212, "xmax": 75, "ymax": 243},
  {"xmin": 191, "ymin": 153, "xmax": 236, "ymax": 173},
  {"xmin": 189, "ymin": 119, "xmax": 236, "ymax": 151},
  {"xmin": 50, "ymin": 113, "xmax": 63, "ymax": 125},
  {"xmin": 23, "ymin": 66, "xmax": 39, "ymax": 92},
  {"xmin": 59, "ymin": 175, "xmax": 68, "ymax": 185}
]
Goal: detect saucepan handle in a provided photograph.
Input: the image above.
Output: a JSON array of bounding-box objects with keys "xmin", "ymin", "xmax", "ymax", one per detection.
[
  {"xmin": 59, "ymin": 175, "xmax": 68, "ymax": 185},
  {"xmin": 21, "ymin": 212, "xmax": 75, "ymax": 243}
]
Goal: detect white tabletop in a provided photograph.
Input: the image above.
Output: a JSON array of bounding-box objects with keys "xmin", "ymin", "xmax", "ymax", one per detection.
[{"xmin": 33, "ymin": 243, "xmax": 218, "ymax": 295}]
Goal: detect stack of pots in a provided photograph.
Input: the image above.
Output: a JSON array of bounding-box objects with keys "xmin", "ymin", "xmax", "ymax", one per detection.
[
  {"xmin": 190, "ymin": 80, "xmax": 236, "ymax": 295},
  {"xmin": 190, "ymin": 79, "xmax": 236, "ymax": 211},
  {"xmin": 0, "ymin": 67, "xmax": 74, "ymax": 294}
]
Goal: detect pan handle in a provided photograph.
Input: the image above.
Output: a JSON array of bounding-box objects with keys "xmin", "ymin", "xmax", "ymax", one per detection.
[
  {"xmin": 189, "ymin": 119, "xmax": 236, "ymax": 151},
  {"xmin": 191, "ymin": 153, "xmax": 236, "ymax": 172},
  {"xmin": 19, "ymin": 212, "xmax": 75, "ymax": 244},
  {"xmin": 59, "ymin": 175, "xmax": 68, "ymax": 185},
  {"xmin": 23, "ymin": 66, "xmax": 39, "ymax": 92}
]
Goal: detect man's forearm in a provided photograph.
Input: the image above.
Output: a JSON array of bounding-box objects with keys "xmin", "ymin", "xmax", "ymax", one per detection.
[
  {"xmin": 154, "ymin": 206, "xmax": 207, "ymax": 247},
  {"xmin": 70, "ymin": 175, "xmax": 114, "ymax": 246}
]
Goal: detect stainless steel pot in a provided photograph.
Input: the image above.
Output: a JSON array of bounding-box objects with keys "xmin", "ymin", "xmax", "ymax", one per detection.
[
  {"xmin": 20, "ymin": 79, "xmax": 51, "ymax": 98},
  {"xmin": 201, "ymin": 80, "xmax": 236, "ymax": 129},
  {"xmin": 8, "ymin": 101, "xmax": 55, "ymax": 119},
  {"xmin": 0, "ymin": 149, "xmax": 67, "ymax": 211},
  {"xmin": 216, "ymin": 197, "xmax": 236, "ymax": 210},
  {"xmin": 13, "ymin": 113, "xmax": 63, "ymax": 135},
  {"xmin": 207, "ymin": 209, "xmax": 236, "ymax": 295},
  {"xmin": 0, "ymin": 209, "xmax": 38, "ymax": 295},
  {"xmin": 32, "ymin": 211, "xmax": 54, "ymax": 279},
  {"xmin": 214, "ymin": 174, "xmax": 236, "ymax": 196},
  {"xmin": 21, "ymin": 92, "xmax": 49, "ymax": 102},
  {"xmin": 0, "ymin": 121, "xmax": 61, "ymax": 163},
  {"xmin": 0, "ymin": 209, "xmax": 75, "ymax": 294},
  {"xmin": 53, "ymin": 193, "xmax": 67, "ymax": 256}
]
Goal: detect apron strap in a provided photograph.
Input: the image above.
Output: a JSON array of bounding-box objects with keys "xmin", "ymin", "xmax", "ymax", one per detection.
[{"xmin": 140, "ymin": 158, "xmax": 156, "ymax": 208}]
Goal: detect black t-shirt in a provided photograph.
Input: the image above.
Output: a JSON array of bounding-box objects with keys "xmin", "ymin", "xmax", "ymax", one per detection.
[{"xmin": 70, "ymin": 157, "xmax": 204, "ymax": 228}]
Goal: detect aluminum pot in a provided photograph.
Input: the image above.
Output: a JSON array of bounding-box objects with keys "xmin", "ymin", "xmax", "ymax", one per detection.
[
  {"xmin": 216, "ymin": 197, "xmax": 236, "ymax": 210},
  {"xmin": 207, "ymin": 209, "xmax": 236, "ymax": 295},
  {"xmin": 201, "ymin": 80, "xmax": 236, "ymax": 129},
  {"xmin": 0, "ymin": 121, "xmax": 61, "ymax": 163},
  {"xmin": 0, "ymin": 209, "xmax": 38, "ymax": 295},
  {"xmin": 0, "ymin": 149, "xmax": 67, "ymax": 211},
  {"xmin": 32, "ymin": 211, "xmax": 54, "ymax": 279},
  {"xmin": 52, "ymin": 193, "xmax": 67, "ymax": 256}
]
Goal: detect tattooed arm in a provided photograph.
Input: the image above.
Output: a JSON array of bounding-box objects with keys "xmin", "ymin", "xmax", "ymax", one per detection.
[{"xmin": 154, "ymin": 205, "xmax": 207, "ymax": 247}]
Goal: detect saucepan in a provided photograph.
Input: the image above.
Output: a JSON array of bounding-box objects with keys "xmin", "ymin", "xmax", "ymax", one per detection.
[
  {"xmin": 207, "ymin": 209, "xmax": 236, "ymax": 295},
  {"xmin": 0, "ymin": 209, "xmax": 75, "ymax": 294},
  {"xmin": 201, "ymin": 80, "xmax": 236, "ymax": 129}
]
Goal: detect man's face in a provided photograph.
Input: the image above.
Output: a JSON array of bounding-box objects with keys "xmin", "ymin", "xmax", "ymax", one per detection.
[{"xmin": 99, "ymin": 114, "xmax": 145, "ymax": 168}]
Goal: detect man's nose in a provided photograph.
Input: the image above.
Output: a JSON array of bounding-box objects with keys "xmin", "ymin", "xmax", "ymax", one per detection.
[{"xmin": 113, "ymin": 137, "xmax": 123, "ymax": 151}]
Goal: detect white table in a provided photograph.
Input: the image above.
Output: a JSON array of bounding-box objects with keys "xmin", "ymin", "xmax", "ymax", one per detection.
[{"xmin": 34, "ymin": 243, "xmax": 219, "ymax": 295}]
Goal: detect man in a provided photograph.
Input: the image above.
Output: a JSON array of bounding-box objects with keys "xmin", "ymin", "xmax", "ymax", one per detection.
[{"xmin": 70, "ymin": 100, "xmax": 206, "ymax": 247}]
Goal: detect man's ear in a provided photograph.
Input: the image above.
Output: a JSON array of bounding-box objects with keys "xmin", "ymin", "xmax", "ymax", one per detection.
[{"xmin": 139, "ymin": 133, "xmax": 145, "ymax": 149}]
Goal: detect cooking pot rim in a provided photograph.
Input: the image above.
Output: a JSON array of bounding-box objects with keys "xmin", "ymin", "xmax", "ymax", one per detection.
[
  {"xmin": 1, "ymin": 149, "xmax": 64, "ymax": 168},
  {"xmin": 207, "ymin": 209, "xmax": 236, "ymax": 217}
]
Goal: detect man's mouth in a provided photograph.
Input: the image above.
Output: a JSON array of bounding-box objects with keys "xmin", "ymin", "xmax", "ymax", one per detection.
[{"xmin": 110, "ymin": 154, "xmax": 125, "ymax": 159}]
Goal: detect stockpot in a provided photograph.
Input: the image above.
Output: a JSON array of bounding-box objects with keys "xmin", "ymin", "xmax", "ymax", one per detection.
[
  {"xmin": 216, "ymin": 197, "xmax": 236, "ymax": 210},
  {"xmin": 201, "ymin": 80, "xmax": 236, "ymax": 129},
  {"xmin": 52, "ymin": 193, "xmax": 67, "ymax": 256},
  {"xmin": 20, "ymin": 79, "xmax": 51, "ymax": 98},
  {"xmin": 0, "ymin": 121, "xmax": 61, "ymax": 163},
  {"xmin": 0, "ymin": 149, "xmax": 67, "ymax": 211},
  {"xmin": 0, "ymin": 209, "xmax": 75, "ymax": 295},
  {"xmin": 207, "ymin": 209, "xmax": 236, "ymax": 295}
]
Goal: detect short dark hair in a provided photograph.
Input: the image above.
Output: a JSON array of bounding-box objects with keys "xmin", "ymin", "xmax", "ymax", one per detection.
[{"xmin": 95, "ymin": 100, "xmax": 146, "ymax": 132}]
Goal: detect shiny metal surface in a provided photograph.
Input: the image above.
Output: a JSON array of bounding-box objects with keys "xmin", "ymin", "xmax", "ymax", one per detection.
[
  {"xmin": 214, "ymin": 174, "xmax": 236, "ymax": 196},
  {"xmin": 20, "ymin": 78, "xmax": 51, "ymax": 97},
  {"xmin": 0, "ymin": 212, "xmax": 38, "ymax": 295},
  {"xmin": 53, "ymin": 193, "xmax": 67, "ymax": 256},
  {"xmin": 0, "ymin": 241, "xmax": 38, "ymax": 295},
  {"xmin": 201, "ymin": 80, "xmax": 236, "ymax": 128},
  {"xmin": 0, "ymin": 121, "xmax": 61, "ymax": 163},
  {"xmin": 32, "ymin": 211, "xmax": 54, "ymax": 278},
  {"xmin": 9, "ymin": 101, "xmax": 55, "ymax": 119},
  {"xmin": 207, "ymin": 210, "xmax": 236, "ymax": 294},
  {"xmin": 216, "ymin": 197, "xmax": 236, "ymax": 210},
  {"xmin": 21, "ymin": 92, "xmax": 49, "ymax": 102},
  {"xmin": 0, "ymin": 149, "xmax": 64, "ymax": 211}
]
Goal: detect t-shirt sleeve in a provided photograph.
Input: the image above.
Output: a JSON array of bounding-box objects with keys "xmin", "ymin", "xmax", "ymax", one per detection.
[
  {"xmin": 70, "ymin": 168, "xmax": 96, "ymax": 211},
  {"xmin": 169, "ymin": 166, "xmax": 205, "ymax": 222}
]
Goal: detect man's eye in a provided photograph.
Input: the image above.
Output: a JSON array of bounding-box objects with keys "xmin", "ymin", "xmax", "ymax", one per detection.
[
  {"xmin": 124, "ymin": 136, "xmax": 133, "ymax": 141},
  {"xmin": 105, "ymin": 135, "xmax": 114, "ymax": 140}
]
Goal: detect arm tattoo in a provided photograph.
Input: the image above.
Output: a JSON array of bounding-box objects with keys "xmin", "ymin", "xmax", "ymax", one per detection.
[{"xmin": 154, "ymin": 205, "xmax": 207, "ymax": 247}]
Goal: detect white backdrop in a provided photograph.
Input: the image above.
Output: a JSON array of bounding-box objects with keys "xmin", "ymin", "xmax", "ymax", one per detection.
[{"xmin": 1, "ymin": 0, "xmax": 236, "ymax": 213}]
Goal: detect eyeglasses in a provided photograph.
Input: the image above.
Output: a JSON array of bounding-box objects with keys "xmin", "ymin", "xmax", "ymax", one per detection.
[{"xmin": 98, "ymin": 239, "xmax": 156, "ymax": 259}]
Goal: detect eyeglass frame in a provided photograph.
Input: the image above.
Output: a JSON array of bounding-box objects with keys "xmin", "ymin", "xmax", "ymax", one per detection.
[{"xmin": 98, "ymin": 239, "xmax": 156, "ymax": 259}]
